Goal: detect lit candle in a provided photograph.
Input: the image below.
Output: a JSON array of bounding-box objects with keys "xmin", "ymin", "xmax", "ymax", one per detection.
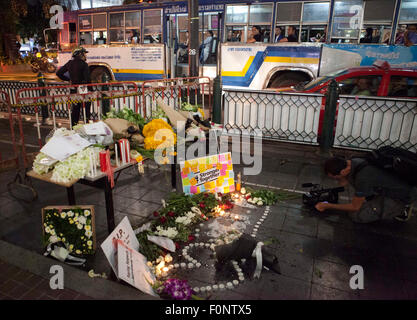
[
  {"xmin": 195, "ymin": 262, "xmax": 201, "ymax": 268},
  {"xmin": 162, "ymin": 266, "xmax": 169, "ymax": 277},
  {"xmin": 234, "ymin": 215, "xmax": 239, "ymax": 220},
  {"xmin": 232, "ymin": 280, "xmax": 239, "ymax": 286},
  {"xmin": 212, "ymin": 284, "xmax": 218, "ymax": 291}
]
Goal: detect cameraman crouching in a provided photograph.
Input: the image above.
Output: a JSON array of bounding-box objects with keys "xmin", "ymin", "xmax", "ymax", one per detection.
[{"xmin": 315, "ymin": 157, "xmax": 417, "ymax": 223}]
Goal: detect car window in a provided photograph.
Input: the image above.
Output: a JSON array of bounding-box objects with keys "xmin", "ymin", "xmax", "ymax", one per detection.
[
  {"xmin": 388, "ymin": 75, "xmax": 417, "ymax": 98},
  {"xmin": 339, "ymin": 75, "xmax": 382, "ymax": 96}
]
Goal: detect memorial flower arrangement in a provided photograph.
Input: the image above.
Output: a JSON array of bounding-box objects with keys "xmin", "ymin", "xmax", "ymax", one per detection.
[
  {"xmin": 142, "ymin": 119, "xmax": 177, "ymax": 151},
  {"xmin": 154, "ymin": 278, "xmax": 198, "ymax": 300},
  {"xmin": 136, "ymin": 192, "xmax": 232, "ymax": 261},
  {"xmin": 43, "ymin": 207, "xmax": 94, "ymax": 255},
  {"xmin": 51, "ymin": 147, "xmax": 102, "ymax": 183}
]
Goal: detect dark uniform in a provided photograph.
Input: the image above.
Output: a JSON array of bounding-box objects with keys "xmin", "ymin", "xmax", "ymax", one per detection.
[
  {"xmin": 56, "ymin": 48, "xmax": 91, "ymax": 126},
  {"xmin": 347, "ymin": 158, "xmax": 417, "ymax": 223}
]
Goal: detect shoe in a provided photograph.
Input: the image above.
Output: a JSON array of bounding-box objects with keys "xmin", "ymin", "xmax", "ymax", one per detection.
[{"xmin": 395, "ymin": 206, "xmax": 411, "ymax": 222}]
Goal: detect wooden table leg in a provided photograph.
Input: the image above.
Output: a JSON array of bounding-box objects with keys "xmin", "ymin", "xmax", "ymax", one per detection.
[
  {"xmin": 67, "ymin": 186, "xmax": 76, "ymax": 205},
  {"xmin": 104, "ymin": 177, "xmax": 116, "ymax": 234}
]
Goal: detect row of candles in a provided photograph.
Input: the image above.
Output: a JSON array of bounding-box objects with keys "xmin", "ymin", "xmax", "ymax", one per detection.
[{"xmin": 88, "ymin": 139, "xmax": 131, "ymax": 177}]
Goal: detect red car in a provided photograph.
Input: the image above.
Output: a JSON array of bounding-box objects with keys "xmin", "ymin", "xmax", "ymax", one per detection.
[{"xmin": 277, "ymin": 61, "xmax": 417, "ymax": 138}]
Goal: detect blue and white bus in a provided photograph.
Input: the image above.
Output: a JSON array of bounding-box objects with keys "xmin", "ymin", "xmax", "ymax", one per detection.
[{"xmin": 51, "ymin": 0, "xmax": 417, "ymax": 87}]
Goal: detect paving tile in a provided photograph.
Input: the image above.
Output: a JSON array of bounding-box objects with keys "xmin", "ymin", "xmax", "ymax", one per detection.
[
  {"xmin": 140, "ymin": 190, "xmax": 170, "ymax": 205},
  {"xmin": 282, "ymin": 215, "xmax": 318, "ymax": 237},
  {"xmin": 358, "ymin": 275, "xmax": 409, "ymax": 300},
  {"xmin": 275, "ymin": 230, "xmax": 319, "ymax": 259},
  {"xmin": 0, "ymin": 280, "xmax": 31, "ymax": 299},
  {"xmin": 122, "ymin": 199, "xmax": 161, "ymax": 218},
  {"xmin": 276, "ymin": 250, "xmax": 314, "ymax": 282},
  {"xmin": 396, "ymin": 256, "xmax": 417, "ymax": 283},
  {"xmin": 312, "ymin": 259, "xmax": 353, "ymax": 292},
  {"xmin": 310, "ymin": 284, "xmax": 359, "ymax": 300},
  {"xmin": 56, "ymin": 289, "xmax": 80, "ymax": 300},
  {"xmin": 19, "ymin": 287, "xmax": 47, "ymax": 300},
  {"xmin": 257, "ymin": 272, "xmax": 311, "ymax": 300}
]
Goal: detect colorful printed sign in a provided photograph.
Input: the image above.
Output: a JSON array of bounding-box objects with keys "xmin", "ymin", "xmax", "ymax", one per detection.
[{"xmin": 180, "ymin": 152, "xmax": 235, "ymax": 195}]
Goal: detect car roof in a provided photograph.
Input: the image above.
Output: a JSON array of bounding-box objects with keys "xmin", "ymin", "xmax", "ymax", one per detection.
[{"xmin": 342, "ymin": 65, "xmax": 417, "ymax": 74}]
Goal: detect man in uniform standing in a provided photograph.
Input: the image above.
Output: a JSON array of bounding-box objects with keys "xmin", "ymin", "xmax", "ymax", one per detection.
[{"xmin": 56, "ymin": 47, "xmax": 91, "ymax": 127}]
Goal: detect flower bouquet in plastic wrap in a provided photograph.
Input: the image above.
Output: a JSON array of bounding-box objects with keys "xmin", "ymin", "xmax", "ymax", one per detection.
[
  {"xmin": 155, "ymin": 278, "xmax": 201, "ymax": 300},
  {"xmin": 214, "ymin": 233, "xmax": 280, "ymax": 278}
]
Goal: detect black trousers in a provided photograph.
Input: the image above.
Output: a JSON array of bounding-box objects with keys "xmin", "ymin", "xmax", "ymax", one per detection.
[
  {"xmin": 71, "ymin": 101, "xmax": 91, "ymax": 127},
  {"xmin": 69, "ymin": 88, "xmax": 91, "ymax": 126}
]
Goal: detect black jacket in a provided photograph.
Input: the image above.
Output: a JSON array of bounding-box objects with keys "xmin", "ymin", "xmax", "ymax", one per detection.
[{"xmin": 56, "ymin": 56, "xmax": 91, "ymax": 85}]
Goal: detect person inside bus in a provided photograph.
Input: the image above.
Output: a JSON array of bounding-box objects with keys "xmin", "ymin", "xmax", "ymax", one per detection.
[
  {"xmin": 280, "ymin": 26, "xmax": 298, "ymax": 42},
  {"xmin": 350, "ymin": 78, "xmax": 371, "ymax": 96},
  {"xmin": 395, "ymin": 25, "xmax": 407, "ymax": 44},
  {"xmin": 96, "ymin": 31, "xmax": 106, "ymax": 45},
  {"xmin": 128, "ymin": 30, "xmax": 139, "ymax": 44},
  {"xmin": 274, "ymin": 26, "xmax": 284, "ymax": 42},
  {"xmin": 360, "ymin": 27, "xmax": 374, "ymax": 43},
  {"xmin": 199, "ymin": 30, "xmax": 213, "ymax": 64},
  {"xmin": 56, "ymin": 47, "xmax": 92, "ymax": 127},
  {"xmin": 405, "ymin": 24, "xmax": 417, "ymax": 46},
  {"xmin": 248, "ymin": 26, "xmax": 262, "ymax": 43}
]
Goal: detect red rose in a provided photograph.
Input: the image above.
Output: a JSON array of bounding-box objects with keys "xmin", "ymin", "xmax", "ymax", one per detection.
[
  {"xmin": 160, "ymin": 216, "xmax": 167, "ymax": 224},
  {"xmin": 204, "ymin": 193, "xmax": 208, "ymax": 198},
  {"xmin": 199, "ymin": 202, "xmax": 205, "ymax": 209},
  {"xmin": 153, "ymin": 211, "xmax": 159, "ymax": 217},
  {"xmin": 218, "ymin": 192, "xmax": 223, "ymax": 197},
  {"xmin": 188, "ymin": 235, "xmax": 195, "ymax": 242},
  {"xmin": 175, "ymin": 242, "xmax": 180, "ymax": 250},
  {"xmin": 168, "ymin": 211, "xmax": 175, "ymax": 217},
  {"xmin": 245, "ymin": 195, "xmax": 251, "ymax": 200}
]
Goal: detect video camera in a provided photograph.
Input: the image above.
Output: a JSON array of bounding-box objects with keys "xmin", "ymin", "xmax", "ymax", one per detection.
[{"xmin": 301, "ymin": 183, "xmax": 345, "ymax": 208}]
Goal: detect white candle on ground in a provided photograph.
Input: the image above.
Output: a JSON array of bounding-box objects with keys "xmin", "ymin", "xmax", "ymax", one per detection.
[{"xmin": 127, "ymin": 141, "xmax": 131, "ymax": 163}]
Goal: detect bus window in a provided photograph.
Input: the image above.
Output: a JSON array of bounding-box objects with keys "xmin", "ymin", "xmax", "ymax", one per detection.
[
  {"xmin": 399, "ymin": 0, "xmax": 417, "ymax": 23},
  {"xmin": 249, "ymin": 4, "xmax": 273, "ymax": 42},
  {"xmin": 80, "ymin": 32, "xmax": 93, "ymax": 45},
  {"xmin": 143, "ymin": 9, "xmax": 162, "ymax": 43},
  {"xmin": 79, "ymin": 14, "xmax": 92, "ymax": 45},
  {"xmin": 177, "ymin": 15, "xmax": 188, "ymax": 47},
  {"xmin": 226, "ymin": 26, "xmax": 244, "ymax": 42},
  {"xmin": 225, "ymin": 5, "xmax": 248, "ymax": 42},
  {"xmin": 93, "ymin": 13, "xmax": 107, "ymax": 44},
  {"xmin": 275, "ymin": 2, "xmax": 302, "ymax": 42},
  {"xmin": 94, "ymin": 31, "xmax": 107, "ymax": 45},
  {"xmin": 360, "ymin": 0, "xmax": 395, "ymax": 44},
  {"xmin": 331, "ymin": 0, "xmax": 364, "ymax": 42},
  {"xmin": 79, "ymin": 15, "xmax": 92, "ymax": 30},
  {"xmin": 125, "ymin": 11, "xmax": 140, "ymax": 43},
  {"xmin": 301, "ymin": 2, "xmax": 329, "ymax": 42},
  {"xmin": 109, "ymin": 12, "xmax": 125, "ymax": 43}
]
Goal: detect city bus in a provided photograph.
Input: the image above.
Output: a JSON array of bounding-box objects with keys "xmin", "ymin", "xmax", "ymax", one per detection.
[{"xmin": 49, "ymin": 0, "xmax": 417, "ymax": 87}]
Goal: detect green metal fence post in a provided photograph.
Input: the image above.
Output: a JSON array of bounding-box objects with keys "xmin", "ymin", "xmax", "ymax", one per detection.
[
  {"xmin": 37, "ymin": 72, "xmax": 49, "ymax": 121},
  {"xmin": 320, "ymin": 79, "xmax": 339, "ymax": 155},
  {"xmin": 212, "ymin": 75, "xmax": 222, "ymax": 124},
  {"xmin": 101, "ymin": 72, "xmax": 110, "ymax": 117}
]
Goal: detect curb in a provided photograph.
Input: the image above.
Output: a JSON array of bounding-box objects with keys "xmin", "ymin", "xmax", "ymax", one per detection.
[{"xmin": 0, "ymin": 239, "xmax": 159, "ymax": 300}]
